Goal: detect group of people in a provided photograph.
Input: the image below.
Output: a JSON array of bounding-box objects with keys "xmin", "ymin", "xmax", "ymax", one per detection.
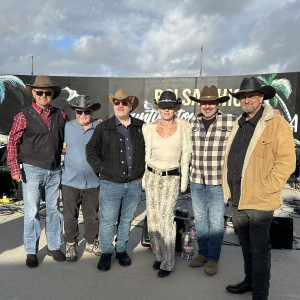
[{"xmin": 7, "ymin": 74, "xmax": 295, "ymax": 299}]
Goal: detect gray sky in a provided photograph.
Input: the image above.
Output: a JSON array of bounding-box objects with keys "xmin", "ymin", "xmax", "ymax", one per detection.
[{"xmin": 0, "ymin": 0, "xmax": 299, "ymax": 77}]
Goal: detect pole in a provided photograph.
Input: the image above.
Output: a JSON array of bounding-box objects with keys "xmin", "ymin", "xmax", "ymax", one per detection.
[
  {"xmin": 194, "ymin": 46, "xmax": 203, "ymax": 115},
  {"xmin": 200, "ymin": 46, "xmax": 203, "ymax": 77},
  {"xmin": 31, "ymin": 56, "xmax": 33, "ymax": 75}
]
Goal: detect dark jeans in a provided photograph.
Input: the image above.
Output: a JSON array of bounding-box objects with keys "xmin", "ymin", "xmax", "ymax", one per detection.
[
  {"xmin": 62, "ymin": 185, "xmax": 100, "ymax": 244},
  {"xmin": 230, "ymin": 203, "xmax": 274, "ymax": 300}
]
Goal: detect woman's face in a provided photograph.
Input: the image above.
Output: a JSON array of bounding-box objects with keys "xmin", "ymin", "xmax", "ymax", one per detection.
[{"xmin": 158, "ymin": 106, "xmax": 178, "ymax": 121}]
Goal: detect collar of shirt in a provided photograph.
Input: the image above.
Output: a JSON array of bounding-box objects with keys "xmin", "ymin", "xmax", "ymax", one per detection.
[
  {"xmin": 75, "ymin": 119, "xmax": 97, "ymax": 131},
  {"xmin": 32, "ymin": 101, "xmax": 52, "ymax": 117},
  {"xmin": 115, "ymin": 116, "xmax": 132, "ymax": 127},
  {"xmin": 239, "ymin": 106, "xmax": 264, "ymax": 127}
]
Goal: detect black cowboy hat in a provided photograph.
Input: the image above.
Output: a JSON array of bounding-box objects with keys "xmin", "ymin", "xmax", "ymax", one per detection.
[
  {"xmin": 228, "ymin": 77, "xmax": 276, "ymax": 100},
  {"xmin": 69, "ymin": 95, "xmax": 101, "ymax": 111},
  {"xmin": 154, "ymin": 91, "xmax": 182, "ymax": 108}
]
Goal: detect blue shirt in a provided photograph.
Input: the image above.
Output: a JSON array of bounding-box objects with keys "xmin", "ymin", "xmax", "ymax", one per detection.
[
  {"xmin": 62, "ymin": 119, "xmax": 100, "ymax": 189},
  {"xmin": 115, "ymin": 116, "xmax": 133, "ymax": 176}
]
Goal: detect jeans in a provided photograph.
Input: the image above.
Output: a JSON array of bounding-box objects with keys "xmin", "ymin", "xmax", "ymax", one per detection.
[
  {"xmin": 230, "ymin": 203, "xmax": 274, "ymax": 300},
  {"xmin": 62, "ymin": 185, "xmax": 99, "ymax": 244},
  {"xmin": 190, "ymin": 182, "xmax": 225, "ymax": 262},
  {"xmin": 22, "ymin": 163, "xmax": 63, "ymax": 254},
  {"xmin": 99, "ymin": 179, "xmax": 142, "ymax": 253}
]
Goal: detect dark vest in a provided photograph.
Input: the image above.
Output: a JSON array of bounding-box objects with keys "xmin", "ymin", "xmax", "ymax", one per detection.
[{"xmin": 21, "ymin": 105, "xmax": 65, "ymax": 170}]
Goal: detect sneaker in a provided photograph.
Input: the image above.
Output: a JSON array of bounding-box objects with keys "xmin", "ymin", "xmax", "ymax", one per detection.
[
  {"xmin": 66, "ymin": 242, "xmax": 77, "ymax": 262},
  {"xmin": 189, "ymin": 255, "xmax": 207, "ymax": 268},
  {"xmin": 26, "ymin": 254, "xmax": 38, "ymax": 268},
  {"xmin": 205, "ymin": 261, "xmax": 218, "ymax": 275},
  {"xmin": 47, "ymin": 248, "xmax": 66, "ymax": 262},
  {"xmin": 85, "ymin": 239, "xmax": 101, "ymax": 256}
]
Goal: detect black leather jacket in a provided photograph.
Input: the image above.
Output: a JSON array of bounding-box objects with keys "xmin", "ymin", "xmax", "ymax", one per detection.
[{"xmin": 86, "ymin": 115, "xmax": 145, "ymax": 183}]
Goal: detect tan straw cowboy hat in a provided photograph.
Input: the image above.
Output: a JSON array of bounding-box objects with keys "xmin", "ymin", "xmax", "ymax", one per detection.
[{"xmin": 109, "ymin": 89, "xmax": 139, "ymax": 111}]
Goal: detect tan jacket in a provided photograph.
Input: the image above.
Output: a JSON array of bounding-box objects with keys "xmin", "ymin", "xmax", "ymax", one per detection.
[
  {"xmin": 142, "ymin": 118, "xmax": 192, "ymax": 193},
  {"xmin": 223, "ymin": 105, "xmax": 296, "ymax": 210}
]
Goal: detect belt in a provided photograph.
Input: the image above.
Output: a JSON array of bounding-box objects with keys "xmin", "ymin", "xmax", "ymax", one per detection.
[
  {"xmin": 147, "ymin": 166, "xmax": 180, "ymax": 176},
  {"xmin": 129, "ymin": 177, "xmax": 142, "ymax": 182}
]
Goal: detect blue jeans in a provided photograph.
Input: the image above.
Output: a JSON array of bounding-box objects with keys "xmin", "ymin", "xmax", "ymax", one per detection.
[
  {"xmin": 190, "ymin": 182, "xmax": 225, "ymax": 262},
  {"xmin": 22, "ymin": 163, "xmax": 63, "ymax": 254},
  {"xmin": 99, "ymin": 179, "xmax": 142, "ymax": 253},
  {"xmin": 230, "ymin": 203, "xmax": 273, "ymax": 300}
]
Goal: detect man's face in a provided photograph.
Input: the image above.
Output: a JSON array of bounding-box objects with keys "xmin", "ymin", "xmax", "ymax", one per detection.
[
  {"xmin": 200, "ymin": 100, "xmax": 218, "ymax": 119},
  {"xmin": 32, "ymin": 88, "xmax": 53, "ymax": 109},
  {"xmin": 239, "ymin": 92, "xmax": 264, "ymax": 116},
  {"xmin": 113, "ymin": 99, "xmax": 132, "ymax": 120},
  {"xmin": 75, "ymin": 108, "xmax": 94, "ymax": 126}
]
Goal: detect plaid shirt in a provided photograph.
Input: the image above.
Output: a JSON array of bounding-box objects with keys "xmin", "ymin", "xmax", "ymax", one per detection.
[
  {"xmin": 190, "ymin": 111, "xmax": 237, "ymax": 185},
  {"xmin": 7, "ymin": 102, "xmax": 69, "ymax": 177}
]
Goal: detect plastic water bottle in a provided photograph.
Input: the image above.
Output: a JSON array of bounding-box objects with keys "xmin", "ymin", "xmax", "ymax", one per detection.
[{"xmin": 181, "ymin": 232, "xmax": 194, "ymax": 260}]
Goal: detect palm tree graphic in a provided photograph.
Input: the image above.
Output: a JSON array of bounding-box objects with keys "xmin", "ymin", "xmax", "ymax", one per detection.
[
  {"xmin": 257, "ymin": 73, "xmax": 292, "ymax": 122},
  {"xmin": 257, "ymin": 73, "xmax": 299, "ymax": 146}
]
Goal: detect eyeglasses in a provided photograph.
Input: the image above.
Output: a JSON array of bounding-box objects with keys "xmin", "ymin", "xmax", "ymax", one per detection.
[
  {"xmin": 113, "ymin": 100, "xmax": 130, "ymax": 106},
  {"xmin": 75, "ymin": 110, "xmax": 92, "ymax": 115},
  {"xmin": 34, "ymin": 90, "xmax": 53, "ymax": 97}
]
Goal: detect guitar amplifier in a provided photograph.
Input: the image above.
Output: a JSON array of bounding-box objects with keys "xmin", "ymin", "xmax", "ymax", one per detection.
[
  {"xmin": 141, "ymin": 214, "xmax": 190, "ymax": 251},
  {"xmin": 269, "ymin": 217, "xmax": 293, "ymax": 249}
]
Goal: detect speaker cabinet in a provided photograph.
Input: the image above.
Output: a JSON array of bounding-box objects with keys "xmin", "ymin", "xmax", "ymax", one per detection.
[
  {"xmin": 141, "ymin": 215, "xmax": 190, "ymax": 251},
  {"xmin": 269, "ymin": 217, "xmax": 293, "ymax": 249}
]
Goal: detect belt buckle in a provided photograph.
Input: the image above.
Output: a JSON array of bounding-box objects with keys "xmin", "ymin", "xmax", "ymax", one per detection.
[{"xmin": 154, "ymin": 169, "xmax": 162, "ymax": 176}]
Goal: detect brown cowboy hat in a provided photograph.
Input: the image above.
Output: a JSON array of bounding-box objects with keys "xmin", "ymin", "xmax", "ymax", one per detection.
[
  {"xmin": 109, "ymin": 89, "xmax": 139, "ymax": 111},
  {"xmin": 189, "ymin": 85, "xmax": 230, "ymax": 104},
  {"xmin": 26, "ymin": 75, "xmax": 61, "ymax": 99},
  {"xmin": 68, "ymin": 95, "xmax": 101, "ymax": 111},
  {"xmin": 228, "ymin": 77, "xmax": 276, "ymax": 100}
]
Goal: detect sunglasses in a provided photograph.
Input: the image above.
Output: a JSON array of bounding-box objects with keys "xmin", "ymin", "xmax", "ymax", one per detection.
[
  {"xmin": 75, "ymin": 110, "xmax": 92, "ymax": 115},
  {"xmin": 34, "ymin": 90, "xmax": 53, "ymax": 97},
  {"xmin": 113, "ymin": 100, "xmax": 131, "ymax": 106}
]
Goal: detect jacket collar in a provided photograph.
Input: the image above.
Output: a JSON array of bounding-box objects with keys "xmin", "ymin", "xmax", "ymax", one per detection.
[{"xmin": 106, "ymin": 115, "xmax": 141, "ymax": 129}]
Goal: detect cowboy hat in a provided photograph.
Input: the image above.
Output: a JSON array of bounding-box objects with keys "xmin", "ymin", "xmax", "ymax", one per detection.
[
  {"xmin": 154, "ymin": 91, "xmax": 182, "ymax": 109},
  {"xmin": 68, "ymin": 95, "xmax": 101, "ymax": 111},
  {"xmin": 228, "ymin": 77, "xmax": 276, "ymax": 100},
  {"xmin": 109, "ymin": 89, "xmax": 139, "ymax": 111},
  {"xmin": 189, "ymin": 85, "xmax": 230, "ymax": 104},
  {"xmin": 26, "ymin": 75, "xmax": 61, "ymax": 99}
]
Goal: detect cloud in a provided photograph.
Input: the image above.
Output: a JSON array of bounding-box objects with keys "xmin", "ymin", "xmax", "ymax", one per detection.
[{"xmin": 0, "ymin": 0, "xmax": 299, "ymax": 77}]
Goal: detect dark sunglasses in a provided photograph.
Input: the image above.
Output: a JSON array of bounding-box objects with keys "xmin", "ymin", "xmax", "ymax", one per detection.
[
  {"xmin": 75, "ymin": 110, "xmax": 92, "ymax": 115},
  {"xmin": 34, "ymin": 90, "xmax": 53, "ymax": 97},
  {"xmin": 113, "ymin": 100, "xmax": 130, "ymax": 106}
]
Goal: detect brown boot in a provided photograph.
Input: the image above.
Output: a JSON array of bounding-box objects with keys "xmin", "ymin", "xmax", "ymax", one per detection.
[
  {"xmin": 189, "ymin": 255, "xmax": 206, "ymax": 268},
  {"xmin": 205, "ymin": 261, "xmax": 218, "ymax": 275}
]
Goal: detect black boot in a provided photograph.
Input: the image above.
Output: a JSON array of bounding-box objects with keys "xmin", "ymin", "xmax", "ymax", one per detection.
[
  {"xmin": 226, "ymin": 280, "xmax": 252, "ymax": 294},
  {"xmin": 26, "ymin": 254, "xmax": 38, "ymax": 268},
  {"xmin": 97, "ymin": 253, "xmax": 112, "ymax": 271},
  {"xmin": 116, "ymin": 251, "xmax": 131, "ymax": 266}
]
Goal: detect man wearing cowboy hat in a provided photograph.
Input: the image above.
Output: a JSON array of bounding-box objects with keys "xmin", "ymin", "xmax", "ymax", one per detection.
[
  {"xmin": 188, "ymin": 85, "xmax": 236, "ymax": 276},
  {"xmin": 61, "ymin": 95, "xmax": 102, "ymax": 262},
  {"xmin": 223, "ymin": 77, "xmax": 295, "ymax": 299},
  {"xmin": 86, "ymin": 89, "xmax": 145, "ymax": 271},
  {"xmin": 7, "ymin": 75, "xmax": 69, "ymax": 268}
]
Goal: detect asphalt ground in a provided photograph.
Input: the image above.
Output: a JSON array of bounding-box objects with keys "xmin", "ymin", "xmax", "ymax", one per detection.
[{"xmin": 0, "ymin": 187, "xmax": 300, "ymax": 300}]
